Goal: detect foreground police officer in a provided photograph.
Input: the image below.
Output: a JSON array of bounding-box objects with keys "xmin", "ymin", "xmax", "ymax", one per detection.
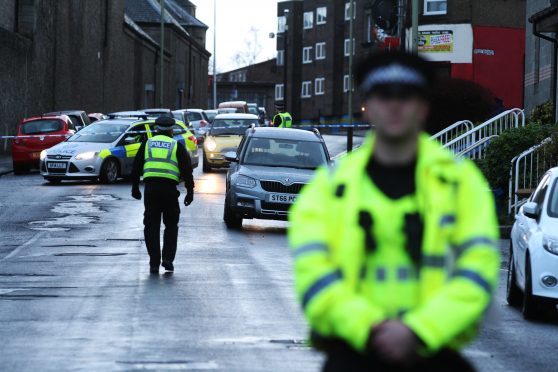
[
  {"xmin": 131, "ymin": 116, "xmax": 194, "ymax": 274},
  {"xmin": 289, "ymin": 51, "xmax": 499, "ymax": 371},
  {"xmin": 272, "ymin": 101, "xmax": 293, "ymax": 128}
]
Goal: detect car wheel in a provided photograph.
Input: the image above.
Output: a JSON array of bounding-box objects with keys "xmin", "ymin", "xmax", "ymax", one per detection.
[
  {"xmin": 45, "ymin": 177, "xmax": 61, "ymax": 184},
  {"xmin": 506, "ymin": 242, "xmax": 522, "ymax": 307},
  {"xmin": 522, "ymin": 253, "xmax": 541, "ymax": 320},
  {"xmin": 100, "ymin": 158, "xmax": 119, "ymax": 184},
  {"xmin": 223, "ymin": 195, "xmax": 242, "ymax": 229},
  {"xmin": 13, "ymin": 162, "xmax": 29, "ymax": 175},
  {"xmin": 202, "ymin": 152, "xmax": 211, "ymax": 173}
]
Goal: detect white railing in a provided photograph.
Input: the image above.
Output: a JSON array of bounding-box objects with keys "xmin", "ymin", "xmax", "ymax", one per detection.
[
  {"xmin": 443, "ymin": 108, "xmax": 525, "ymax": 159},
  {"xmin": 456, "ymin": 135, "xmax": 499, "ymax": 160},
  {"xmin": 431, "ymin": 120, "xmax": 474, "ymax": 146},
  {"xmin": 508, "ymin": 137, "xmax": 554, "ymax": 215}
]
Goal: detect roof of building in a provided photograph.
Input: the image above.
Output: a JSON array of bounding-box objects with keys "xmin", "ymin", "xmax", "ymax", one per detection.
[
  {"xmin": 529, "ymin": 5, "xmax": 558, "ymax": 23},
  {"xmin": 165, "ymin": 0, "xmax": 208, "ymax": 29},
  {"xmin": 125, "ymin": 0, "xmax": 190, "ymax": 37},
  {"xmin": 123, "ymin": 14, "xmax": 159, "ymax": 48}
]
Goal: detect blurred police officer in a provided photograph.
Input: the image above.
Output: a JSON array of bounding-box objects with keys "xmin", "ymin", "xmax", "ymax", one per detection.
[
  {"xmin": 272, "ymin": 101, "xmax": 293, "ymax": 128},
  {"xmin": 132, "ymin": 116, "xmax": 195, "ymax": 274},
  {"xmin": 289, "ymin": 51, "xmax": 500, "ymax": 371}
]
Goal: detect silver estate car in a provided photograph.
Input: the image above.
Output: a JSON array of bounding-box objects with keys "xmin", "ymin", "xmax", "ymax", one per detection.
[{"xmin": 223, "ymin": 127, "xmax": 331, "ymax": 228}]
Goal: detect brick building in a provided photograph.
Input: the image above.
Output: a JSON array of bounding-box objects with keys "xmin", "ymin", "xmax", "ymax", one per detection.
[
  {"xmin": 275, "ymin": 0, "xmax": 525, "ymax": 124},
  {"xmin": 0, "ymin": 0, "xmax": 209, "ymax": 153}
]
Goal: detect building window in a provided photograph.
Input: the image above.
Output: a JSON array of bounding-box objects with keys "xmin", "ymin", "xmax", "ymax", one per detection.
[
  {"xmin": 303, "ymin": 46, "xmax": 313, "ymax": 64},
  {"xmin": 345, "ymin": 2, "xmax": 356, "ymax": 21},
  {"xmin": 424, "ymin": 0, "xmax": 447, "ymax": 15},
  {"xmin": 316, "ymin": 7, "xmax": 327, "ymax": 25},
  {"xmin": 275, "ymin": 84, "xmax": 284, "ymax": 100},
  {"xmin": 301, "ymin": 81, "xmax": 312, "ymax": 98},
  {"xmin": 315, "ymin": 42, "xmax": 326, "ymax": 60},
  {"xmin": 344, "ymin": 38, "xmax": 356, "ymax": 56},
  {"xmin": 315, "ymin": 78, "xmax": 325, "ymax": 95},
  {"xmin": 343, "ymin": 75, "xmax": 350, "ymax": 93},
  {"xmin": 277, "ymin": 50, "xmax": 284, "ymax": 66},
  {"xmin": 278, "ymin": 15, "xmax": 286, "ymax": 33},
  {"xmin": 304, "ymin": 11, "xmax": 314, "ymax": 29}
]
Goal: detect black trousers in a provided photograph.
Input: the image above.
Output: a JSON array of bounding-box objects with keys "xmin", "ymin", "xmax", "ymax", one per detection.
[
  {"xmin": 143, "ymin": 183, "xmax": 180, "ymax": 267},
  {"xmin": 322, "ymin": 341, "xmax": 475, "ymax": 372}
]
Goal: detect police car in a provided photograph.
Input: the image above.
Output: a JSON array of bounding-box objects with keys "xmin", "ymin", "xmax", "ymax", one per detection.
[{"xmin": 40, "ymin": 117, "xmax": 198, "ymax": 183}]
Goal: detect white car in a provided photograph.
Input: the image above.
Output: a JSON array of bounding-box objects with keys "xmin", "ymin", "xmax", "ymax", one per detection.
[
  {"xmin": 508, "ymin": 167, "xmax": 558, "ymax": 318},
  {"xmin": 173, "ymin": 109, "xmax": 209, "ymax": 142}
]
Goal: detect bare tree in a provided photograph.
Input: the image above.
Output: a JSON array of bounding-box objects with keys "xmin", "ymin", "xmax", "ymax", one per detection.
[{"xmin": 231, "ymin": 26, "xmax": 263, "ymax": 68}]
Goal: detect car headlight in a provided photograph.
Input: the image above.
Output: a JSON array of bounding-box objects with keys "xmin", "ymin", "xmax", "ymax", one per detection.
[
  {"xmin": 543, "ymin": 236, "xmax": 558, "ymax": 255},
  {"xmin": 75, "ymin": 151, "xmax": 98, "ymax": 161},
  {"xmin": 40, "ymin": 150, "xmax": 47, "ymax": 161},
  {"xmin": 205, "ymin": 137, "xmax": 217, "ymax": 152},
  {"xmin": 235, "ymin": 175, "xmax": 257, "ymax": 188}
]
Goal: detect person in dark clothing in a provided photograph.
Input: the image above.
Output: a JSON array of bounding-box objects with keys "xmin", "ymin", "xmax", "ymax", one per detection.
[{"xmin": 131, "ymin": 116, "xmax": 195, "ymax": 274}]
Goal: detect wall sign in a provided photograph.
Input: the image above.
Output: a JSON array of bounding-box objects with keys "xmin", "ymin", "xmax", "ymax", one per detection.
[{"xmin": 418, "ymin": 30, "xmax": 454, "ymax": 53}]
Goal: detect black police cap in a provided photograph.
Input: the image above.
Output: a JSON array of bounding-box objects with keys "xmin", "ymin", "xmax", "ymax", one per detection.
[
  {"xmin": 154, "ymin": 115, "xmax": 175, "ymax": 128},
  {"xmin": 355, "ymin": 51, "xmax": 434, "ymax": 98}
]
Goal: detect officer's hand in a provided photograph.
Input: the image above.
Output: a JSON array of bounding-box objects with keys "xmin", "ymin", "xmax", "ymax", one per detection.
[
  {"xmin": 184, "ymin": 191, "xmax": 194, "ymax": 206},
  {"xmin": 369, "ymin": 320, "xmax": 420, "ymax": 365},
  {"xmin": 132, "ymin": 187, "xmax": 142, "ymax": 200}
]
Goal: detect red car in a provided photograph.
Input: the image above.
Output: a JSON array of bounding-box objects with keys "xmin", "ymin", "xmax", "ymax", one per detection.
[{"xmin": 12, "ymin": 115, "xmax": 76, "ymax": 174}]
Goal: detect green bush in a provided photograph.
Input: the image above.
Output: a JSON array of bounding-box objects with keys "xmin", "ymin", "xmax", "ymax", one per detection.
[
  {"xmin": 529, "ymin": 101, "xmax": 554, "ymax": 124},
  {"xmin": 477, "ymin": 123, "xmax": 557, "ymax": 193}
]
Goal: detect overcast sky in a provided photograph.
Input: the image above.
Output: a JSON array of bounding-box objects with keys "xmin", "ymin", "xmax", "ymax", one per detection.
[{"xmin": 191, "ymin": 0, "xmax": 279, "ymax": 73}]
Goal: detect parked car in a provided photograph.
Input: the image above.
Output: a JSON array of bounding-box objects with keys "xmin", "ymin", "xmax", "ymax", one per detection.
[
  {"xmin": 141, "ymin": 108, "xmax": 172, "ymax": 118},
  {"xmin": 247, "ymin": 103, "xmax": 259, "ymax": 116},
  {"xmin": 40, "ymin": 117, "xmax": 198, "ymax": 184},
  {"xmin": 508, "ymin": 167, "xmax": 558, "ymax": 319},
  {"xmin": 88, "ymin": 113, "xmax": 108, "ymax": 123},
  {"xmin": 44, "ymin": 110, "xmax": 91, "ymax": 131},
  {"xmin": 204, "ymin": 109, "xmax": 218, "ymax": 123},
  {"xmin": 172, "ymin": 109, "xmax": 209, "ymax": 143},
  {"xmin": 12, "ymin": 115, "xmax": 76, "ymax": 174},
  {"xmin": 218, "ymin": 101, "xmax": 248, "ymax": 113},
  {"xmin": 108, "ymin": 111, "xmax": 148, "ymax": 119},
  {"xmin": 217, "ymin": 108, "xmax": 237, "ymax": 115},
  {"xmin": 223, "ymin": 127, "xmax": 330, "ymax": 228},
  {"xmin": 202, "ymin": 113, "xmax": 259, "ymax": 172}
]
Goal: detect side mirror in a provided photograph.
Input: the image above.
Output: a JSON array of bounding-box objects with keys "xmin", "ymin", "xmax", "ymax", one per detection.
[
  {"xmin": 224, "ymin": 151, "xmax": 238, "ymax": 163},
  {"xmin": 523, "ymin": 202, "xmax": 539, "ymax": 220}
]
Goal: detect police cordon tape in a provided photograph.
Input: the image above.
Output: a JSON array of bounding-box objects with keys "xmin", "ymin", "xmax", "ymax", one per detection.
[{"xmin": 0, "ymin": 123, "xmax": 373, "ymax": 140}]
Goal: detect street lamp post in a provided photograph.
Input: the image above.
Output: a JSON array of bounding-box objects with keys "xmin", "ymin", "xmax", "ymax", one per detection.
[
  {"xmin": 347, "ymin": 0, "xmax": 354, "ymax": 152},
  {"xmin": 283, "ymin": 9, "xmax": 289, "ymax": 110},
  {"xmin": 159, "ymin": 0, "xmax": 165, "ymax": 107},
  {"xmin": 213, "ymin": 0, "xmax": 217, "ymax": 109}
]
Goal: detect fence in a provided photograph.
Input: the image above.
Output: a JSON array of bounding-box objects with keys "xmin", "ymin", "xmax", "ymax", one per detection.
[{"xmin": 431, "ymin": 120, "xmax": 474, "ymax": 146}]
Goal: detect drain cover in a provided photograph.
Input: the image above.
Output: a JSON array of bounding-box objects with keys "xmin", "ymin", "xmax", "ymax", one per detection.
[{"xmin": 54, "ymin": 253, "xmax": 127, "ymax": 257}]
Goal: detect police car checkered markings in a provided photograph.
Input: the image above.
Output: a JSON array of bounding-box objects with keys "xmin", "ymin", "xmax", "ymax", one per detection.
[
  {"xmin": 267, "ymin": 194, "xmax": 298, "ymax": 204},
  {"xmin": 150, "ymin": 141, "xmax": 173, "ymax": 149}
]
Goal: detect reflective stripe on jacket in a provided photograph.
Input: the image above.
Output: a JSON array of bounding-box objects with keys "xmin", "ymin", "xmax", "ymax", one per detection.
[
  {"xmin": 143, "ymin": 135, "xmax": 180, "ymax": 182},
  {"xmin": 288, "ymin": 133, "xmax": 500, "ymax": 354}
]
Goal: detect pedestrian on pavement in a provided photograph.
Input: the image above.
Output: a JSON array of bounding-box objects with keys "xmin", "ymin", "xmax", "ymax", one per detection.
[
  {"xmin": 131, "ymin": 115, "xmax": 195, "ymax": 274},
  {"xmin": 288, "ymin": 51, "xmax": 500, "ymax": 372},
  {"xmin": 272, "ymin": 101, "xmax": 293, "ymax": 128}
]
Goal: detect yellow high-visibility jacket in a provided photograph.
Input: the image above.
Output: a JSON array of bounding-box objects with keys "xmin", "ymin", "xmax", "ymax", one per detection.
[
  {"xmin": 143, "ymin": 135, "xmax": 180, "ymax": 182},
  {"xmin": 288, "ymin": 133, "xmax": 500, "ymax": 354}
]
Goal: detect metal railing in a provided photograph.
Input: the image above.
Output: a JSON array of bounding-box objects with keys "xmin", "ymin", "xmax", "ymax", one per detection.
[
  {"xmin": 455, "ymin": 135, "xmax": 499, "ymax": 160},
  {"xmin": 431, "ymin": 120, "xmax": 474, "ymax": 146},
  {"xmin": 508, "ymin": 137, "xmax": 554, "ymax": 215},
  {"xmin": 442, "ymin": 108, "xmax": 525, "ymax": 159}
]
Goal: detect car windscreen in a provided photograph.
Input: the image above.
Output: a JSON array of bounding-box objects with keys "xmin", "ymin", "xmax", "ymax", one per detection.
[
  {"xmin": 549, "ymin": 179, "xmax": 558, "ymax": 218},
  {"xmin": 209, "ymin": 119, "xmax": 256, "ymax": 135},
  {"xmin": 187, "ymin": 112, "xmax": 203, "ymax": 121},
  {"xmin": 204, "ymin": 111, "xmax": 217, "ymax": 122},
  {"xmin": 21, "ymin": 120, "xmax": 64, "ymax": 135},
  {"xmin": 242, "ymin": 138, "xmax": 327, "ymax": 170},
  {"xmin": 248, "ymin": 107, "xmax": 259, "ymax": 115},
  {"xmin": 67, "ymin": 123, "xmax": 129, "ymax": 143}
]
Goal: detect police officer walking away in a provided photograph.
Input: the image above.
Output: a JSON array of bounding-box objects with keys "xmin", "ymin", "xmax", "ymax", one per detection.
[
  {"xmin": 272, "ymin": 101, "xmax": 293, "ymax": 128},
  {"xmin": 132, "ymin": 116, "xmax": 195, "ymax": 274},
  {"xmin": 289, "ymin": 51, "xmax": 499, "ymax": 371}
]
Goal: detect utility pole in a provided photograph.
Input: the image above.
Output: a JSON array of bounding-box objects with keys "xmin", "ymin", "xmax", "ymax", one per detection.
[
  {"xmin": 283, "ymin": 9, "xmax": 289, "ymax": 110},
  {"xmin": 159, "ymin": 0, "xmax": 165, "ymax": 107},
  {"xmin": 347, "ymin": 0, "xmax": 354, "ymax": 152},
  {"xmin": 213, "ymin": 0, "xmax": 217, "ymax": 109},
  {"xmin": 411, "ymin": 0, "xmax": 419, "ymax": 53}
]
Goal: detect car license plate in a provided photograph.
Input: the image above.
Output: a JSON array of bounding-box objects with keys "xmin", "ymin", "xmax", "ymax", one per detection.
[
  {"xmin": 47, "ymin": 162, "xmax": 67, "ymax": 169},
  {"xmin": 267, "ymin": 194, "xmax": 297, "ymax": 204}
]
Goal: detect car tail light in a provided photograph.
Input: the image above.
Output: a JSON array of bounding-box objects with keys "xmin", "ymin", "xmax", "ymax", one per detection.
[
  {"xmin": 200, "ymin": 120, "xmax": 208, "ymax": 128},
  {"xmin": 188, "ymin": 135, "xmax": 198, "ymax": 146}
]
